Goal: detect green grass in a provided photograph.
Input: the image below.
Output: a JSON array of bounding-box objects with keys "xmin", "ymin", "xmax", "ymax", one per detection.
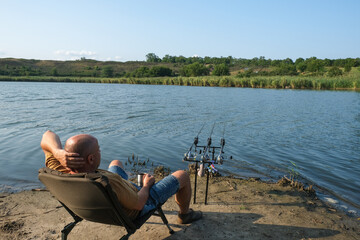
[{"xmin": 1, "ymin": 69, "xmax": 359, "ymax": 90}]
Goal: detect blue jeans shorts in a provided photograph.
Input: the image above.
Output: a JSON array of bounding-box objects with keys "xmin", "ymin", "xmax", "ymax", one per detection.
[{"xmin": 108, "ymin": 165, "xmax": 179, "ymax": 217}]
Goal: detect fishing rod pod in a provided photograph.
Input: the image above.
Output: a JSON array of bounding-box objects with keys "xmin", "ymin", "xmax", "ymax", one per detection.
[{"xmin": 182, "ymin": 123, "xmax": 230, "ymax": 204}]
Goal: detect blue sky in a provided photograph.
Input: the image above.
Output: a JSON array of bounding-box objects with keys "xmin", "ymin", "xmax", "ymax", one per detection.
[{"xmin": 1, "ymin": 0, "xmax": 359, "ymax": 61}]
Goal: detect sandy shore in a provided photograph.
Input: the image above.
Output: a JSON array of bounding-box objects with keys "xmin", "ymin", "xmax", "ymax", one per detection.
[{"xmin": 1, "ymin": 175, "xmax": 359, "ymax": 240}]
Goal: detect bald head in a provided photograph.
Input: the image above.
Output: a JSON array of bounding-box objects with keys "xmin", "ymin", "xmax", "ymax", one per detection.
[{"xmin": 65, "ymin": 134, "xmax": 99, "ymax": 159}]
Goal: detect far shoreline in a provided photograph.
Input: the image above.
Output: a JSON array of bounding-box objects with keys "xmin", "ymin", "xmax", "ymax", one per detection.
[{"xmin": 1, "ymin": 75, "xmax": 359, "ymax": 91}]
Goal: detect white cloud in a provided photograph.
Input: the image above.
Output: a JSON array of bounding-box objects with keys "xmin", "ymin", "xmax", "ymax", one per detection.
[
  {"xmin": 97, "ymin": 56, "xmax": 123, "ymax": 62},
  {"xmin": 53, "ymin": 50, "xmax": 125, "ymax": 62},
  {"xmin": 54, "ymin": 50, "xmax": 97, "ymax": 60},
  {"xmin": 192, "ymin": 54, "xmax": 199, "ymax": 58}
]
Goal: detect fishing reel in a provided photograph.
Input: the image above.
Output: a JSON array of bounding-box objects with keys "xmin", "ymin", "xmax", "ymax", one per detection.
[
  {"xmin": 201, "ymin": 152, "xmax": 210, "ymax": 162},
  {"xmin": 216, "ymin": 154, "xmax": 224, "ymax": 165},
  {"xmin": 215, "ymin": 137, "xmax": 226, "ymax": 165},
  {"xmin": 184, "ymin": 151, "xmax": 195, "ymax": 161}
]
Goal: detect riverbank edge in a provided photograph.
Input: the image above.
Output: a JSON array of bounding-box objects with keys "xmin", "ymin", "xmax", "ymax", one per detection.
[
  {"xmin": 1, "ymin": 75, "xmax": 359, "ymax": 91},
  {"xmin": 1, "ymin": 175, "xmax": 359, "ymax": 239}
]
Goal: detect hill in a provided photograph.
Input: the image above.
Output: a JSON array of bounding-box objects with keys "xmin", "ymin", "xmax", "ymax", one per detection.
[{"xmin": 0, "ymin": 58, "xmax": 179, "ymax": 77}]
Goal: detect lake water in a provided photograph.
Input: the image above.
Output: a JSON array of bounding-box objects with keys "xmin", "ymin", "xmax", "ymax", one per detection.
[{"xmin": 0, "ymin": 82, "xmax": 359, "ymax": 215}]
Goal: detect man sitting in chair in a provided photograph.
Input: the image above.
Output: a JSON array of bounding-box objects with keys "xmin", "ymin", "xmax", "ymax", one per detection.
[{"xmin": 40, "ymin": 130, "xmax": 202, "ymax": 224}]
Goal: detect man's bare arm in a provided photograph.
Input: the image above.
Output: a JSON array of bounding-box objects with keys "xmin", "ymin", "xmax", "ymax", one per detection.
[
  {"xmin": 40, "ymin": 130, "xmax": 84, "ymax": 169},
  {"xmin": 133, "ymin": 174, "xmax": 155, "ymax": 210}
]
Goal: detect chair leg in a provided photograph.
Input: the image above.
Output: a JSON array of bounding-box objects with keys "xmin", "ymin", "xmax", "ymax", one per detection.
[
  {"xmin": 120, "ymin": 233, "xmax": 131, "ymax": 240},
  {"xmin": 59, "ymin": 201, "xmax": 83, "ymax": 240},
  {"xmin": 157, "ymin": 207, "xmax": 175, "ymax": 234},
  {"xmin": 61, "ymin": 221, "xmax": 79, "ymax": 240}
]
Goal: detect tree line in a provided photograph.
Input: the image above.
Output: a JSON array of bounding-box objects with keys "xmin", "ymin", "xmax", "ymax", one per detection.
[
  {"xmin": 146, "ymin": 53, "xmax": 360, "ymax": 68},
  {"xmin": 1, "ymin": 54, "xmax": 359, "ymax": 78}
]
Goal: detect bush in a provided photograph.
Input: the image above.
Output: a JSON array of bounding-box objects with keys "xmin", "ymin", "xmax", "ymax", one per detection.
[
  {"xmin": 306, "ymin": 59, "xmax": 325, "ymax": 72},
  {"xmin": 273, "ymin": 63, "xmax": 298, "ymax": 76},
  {"xmin": 327, "ymin": 66, "xmax": 343, "ymax": 77},
  {"xmin": 102, "ymin": 66, "xmax": 114, "ymax": 77},
  {"xmin": 149, "ymin": 66, "xmax": 173, "ymax": 77},
  {"xmin": 296, "ymin": 62, "xmax": 307, "ymax": 72},
  {"xmin": 212, "ymin": 63, "xmax": 230, "ymax": 76},
  {"xmin": 180, "ymin": 62, "xmax": 209, "ymax": 77},
  {"xmin": 344, "ymin": 64, "xmax": 352, "ymax": 73}
]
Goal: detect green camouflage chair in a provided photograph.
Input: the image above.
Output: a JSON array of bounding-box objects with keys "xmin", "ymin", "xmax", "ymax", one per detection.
[{"xmin": 38, "ymin": 167, "xmax": 174, "ymax": 240}]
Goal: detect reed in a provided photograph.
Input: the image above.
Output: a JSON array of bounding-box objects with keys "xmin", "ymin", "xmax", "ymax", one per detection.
[{"xmin": 1, "ymin": 71, "xmax": 359, "ymax": 90}]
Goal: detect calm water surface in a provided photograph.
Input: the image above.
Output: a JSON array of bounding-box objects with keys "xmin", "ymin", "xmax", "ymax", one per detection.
[{"xmin": 0, "ymin": 82, "xmax": 359, "ymax": 214}]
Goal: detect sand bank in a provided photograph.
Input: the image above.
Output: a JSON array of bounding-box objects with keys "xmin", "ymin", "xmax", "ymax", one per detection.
[{"xmin": 1, "ymin": 175, "xmax": 359, "ymax": 240}]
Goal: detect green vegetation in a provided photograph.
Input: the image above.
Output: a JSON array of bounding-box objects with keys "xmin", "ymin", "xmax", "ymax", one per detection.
[
  {"xmin": 125, "ymin": 66, "xmax": 173, "ymax": 78},
  {"xmin": 327, "ymin": 66, "xmax": 343, "ymax": 77},
  {"xmin": 288, "ymin": 161, "xmax": 300, "ymax": 181},
  {"xmin": 1, "ymin": 55, "xmax": 359, "ymax": 90},
  {"xmin": 1, "ymin": 68, "xmax": 359, "ymax": 90},
  {"xmin": 180, "ymin": 62, "xmax": 210, "ymax": 77},
  {"xmin": 212, "ymin": 63, "xmax": 230, "ymax": 76}
]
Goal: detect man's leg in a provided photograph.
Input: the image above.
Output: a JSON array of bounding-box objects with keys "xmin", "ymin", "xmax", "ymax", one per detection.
[
  {"xmin": 171, "ymin": 170, "xmax": 202, "ymax": 224},
  {"xmin": 108, "ymin": 160, "xmax": 129, "ymax": 180},
  {"xmin": 109, "ymin": 160, "xmax": 124, "ymax": 169},
  {"xmin": 171, "ymin": 170, "xmax": 191, "ymax": 214},
  {"xmin": 109, "ymin": 162, "xmax": 201, "ymax": 223}
]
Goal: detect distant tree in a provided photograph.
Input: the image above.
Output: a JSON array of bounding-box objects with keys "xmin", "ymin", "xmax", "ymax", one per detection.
[
  {"xmin": 146, "ymin": 53, "xmax": 161, "ymax": 63},
  {"xmin": 258, "ymin": 56, "xmax": 269, "ymax": 67},
  {"xmin": 295, "ymin": 57, "xmax": 305, "ymax": 65},
  {"xmin": 175, "ymin": 55, "xmax": 187, "ymax": 63},
  {"xmin": 102, "ymin": 66, "xmax": 114, "ymax": 77},
  {"xmin": 306, "ymin": 58, "xmax": 324, "ymax": 72},
  {"xmin": 323, "ymin": 58, "xmax": 333, "ymax": 67},
  {"xmin": 149, "ymin": 66, "xmax": 173, "ymax": 77},
  {"xmin": 346, "ymin": 58, "xmax": 355, "ymax": 67},
  {"xmin": 204, "ymin": 56, "xmax": 212, "ymax": 64},
  {"xmin": 251, "ymin": 57, "xmax": 259, "ymax": 67},
  {"xmin": 296, "ymin": 62, "xmax": 307, "ymax": 72},
  {"xmin": 327, "ymin": 66, "xmax": 343, "ymax": 77},
  {"xmin": 51, "ymin": 67, "xmax": 58, "ymax": 76},
  {"xmin": 333, "ymin": 59, "xmax": 346, "ymax": 67},
  {"xmin": 162, "ymin": 54, "xmax": 176, "ymax": 63},
  {"xmin": 271, "ymin": 59, "xmax": 282, "ymax": 67},
  {"xmin": 283, "ymin": 58, "xmax": 294, "ymax": 65},
  {"xmin": 212, "ymin": 63, "xmax": 230, "ymax": 76},
  {"xmin": 274, "ymin": 63, "xmax": 297, "ymax": 75},
  {"xmin": 244, "ymin": 68, "xmax": 254, "ymax": 77},
  {"xmin": 180, "ymin": 62, "xmax": 209, "ymax": 77},
  {"xmin": 354, "ymin": 58, "xmax": 360, "ymax": 67},
  {"xmin": 129, "ymin": 67, "xmax": 150, "ymax": 78},
  {"xmin": 344, "ymin": 63, "xmax": 352, "ymax": 73},
  {"xmin": 92, "ymin": 70, "xmax": 98, "ymax": 77}
]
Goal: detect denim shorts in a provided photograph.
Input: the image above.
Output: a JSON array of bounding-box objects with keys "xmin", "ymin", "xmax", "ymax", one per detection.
[{"xmin": 108, "ymin": 165, "xmax": 179, "ymax": 217}]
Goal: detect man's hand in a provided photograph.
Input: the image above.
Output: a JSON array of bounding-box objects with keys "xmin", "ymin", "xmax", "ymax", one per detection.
[
  {"xmin": 134, "ymin": 173, "xmax": 155, "ymax": 210},
  {"xmin": 142, "ymin": 174, "xmax": 155, "ymax": 188},
  {"xmin": 53, "ymin": 149, "xmax": 85, "ymax": 170}
]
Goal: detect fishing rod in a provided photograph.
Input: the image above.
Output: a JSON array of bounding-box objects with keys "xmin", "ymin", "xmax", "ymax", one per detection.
[
  {"xmin": 216, "ymin": 123, "xmax": 226, "ymax": 165},
  {"xmin": 182, "ymin": 122, "xmax": 230, "ymax": 204},
  {"xmin": 183, "ymin": 123, "xmax": 205, "ymax": 161},
  {"xmin": 198, "ymin": 123, "xmax": 215, "ymax": 177}
]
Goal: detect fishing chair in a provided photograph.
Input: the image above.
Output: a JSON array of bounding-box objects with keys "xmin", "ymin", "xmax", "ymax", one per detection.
[{"xmin": 38, "ymin": 167, "xmax": 174, "ymax": 240}]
